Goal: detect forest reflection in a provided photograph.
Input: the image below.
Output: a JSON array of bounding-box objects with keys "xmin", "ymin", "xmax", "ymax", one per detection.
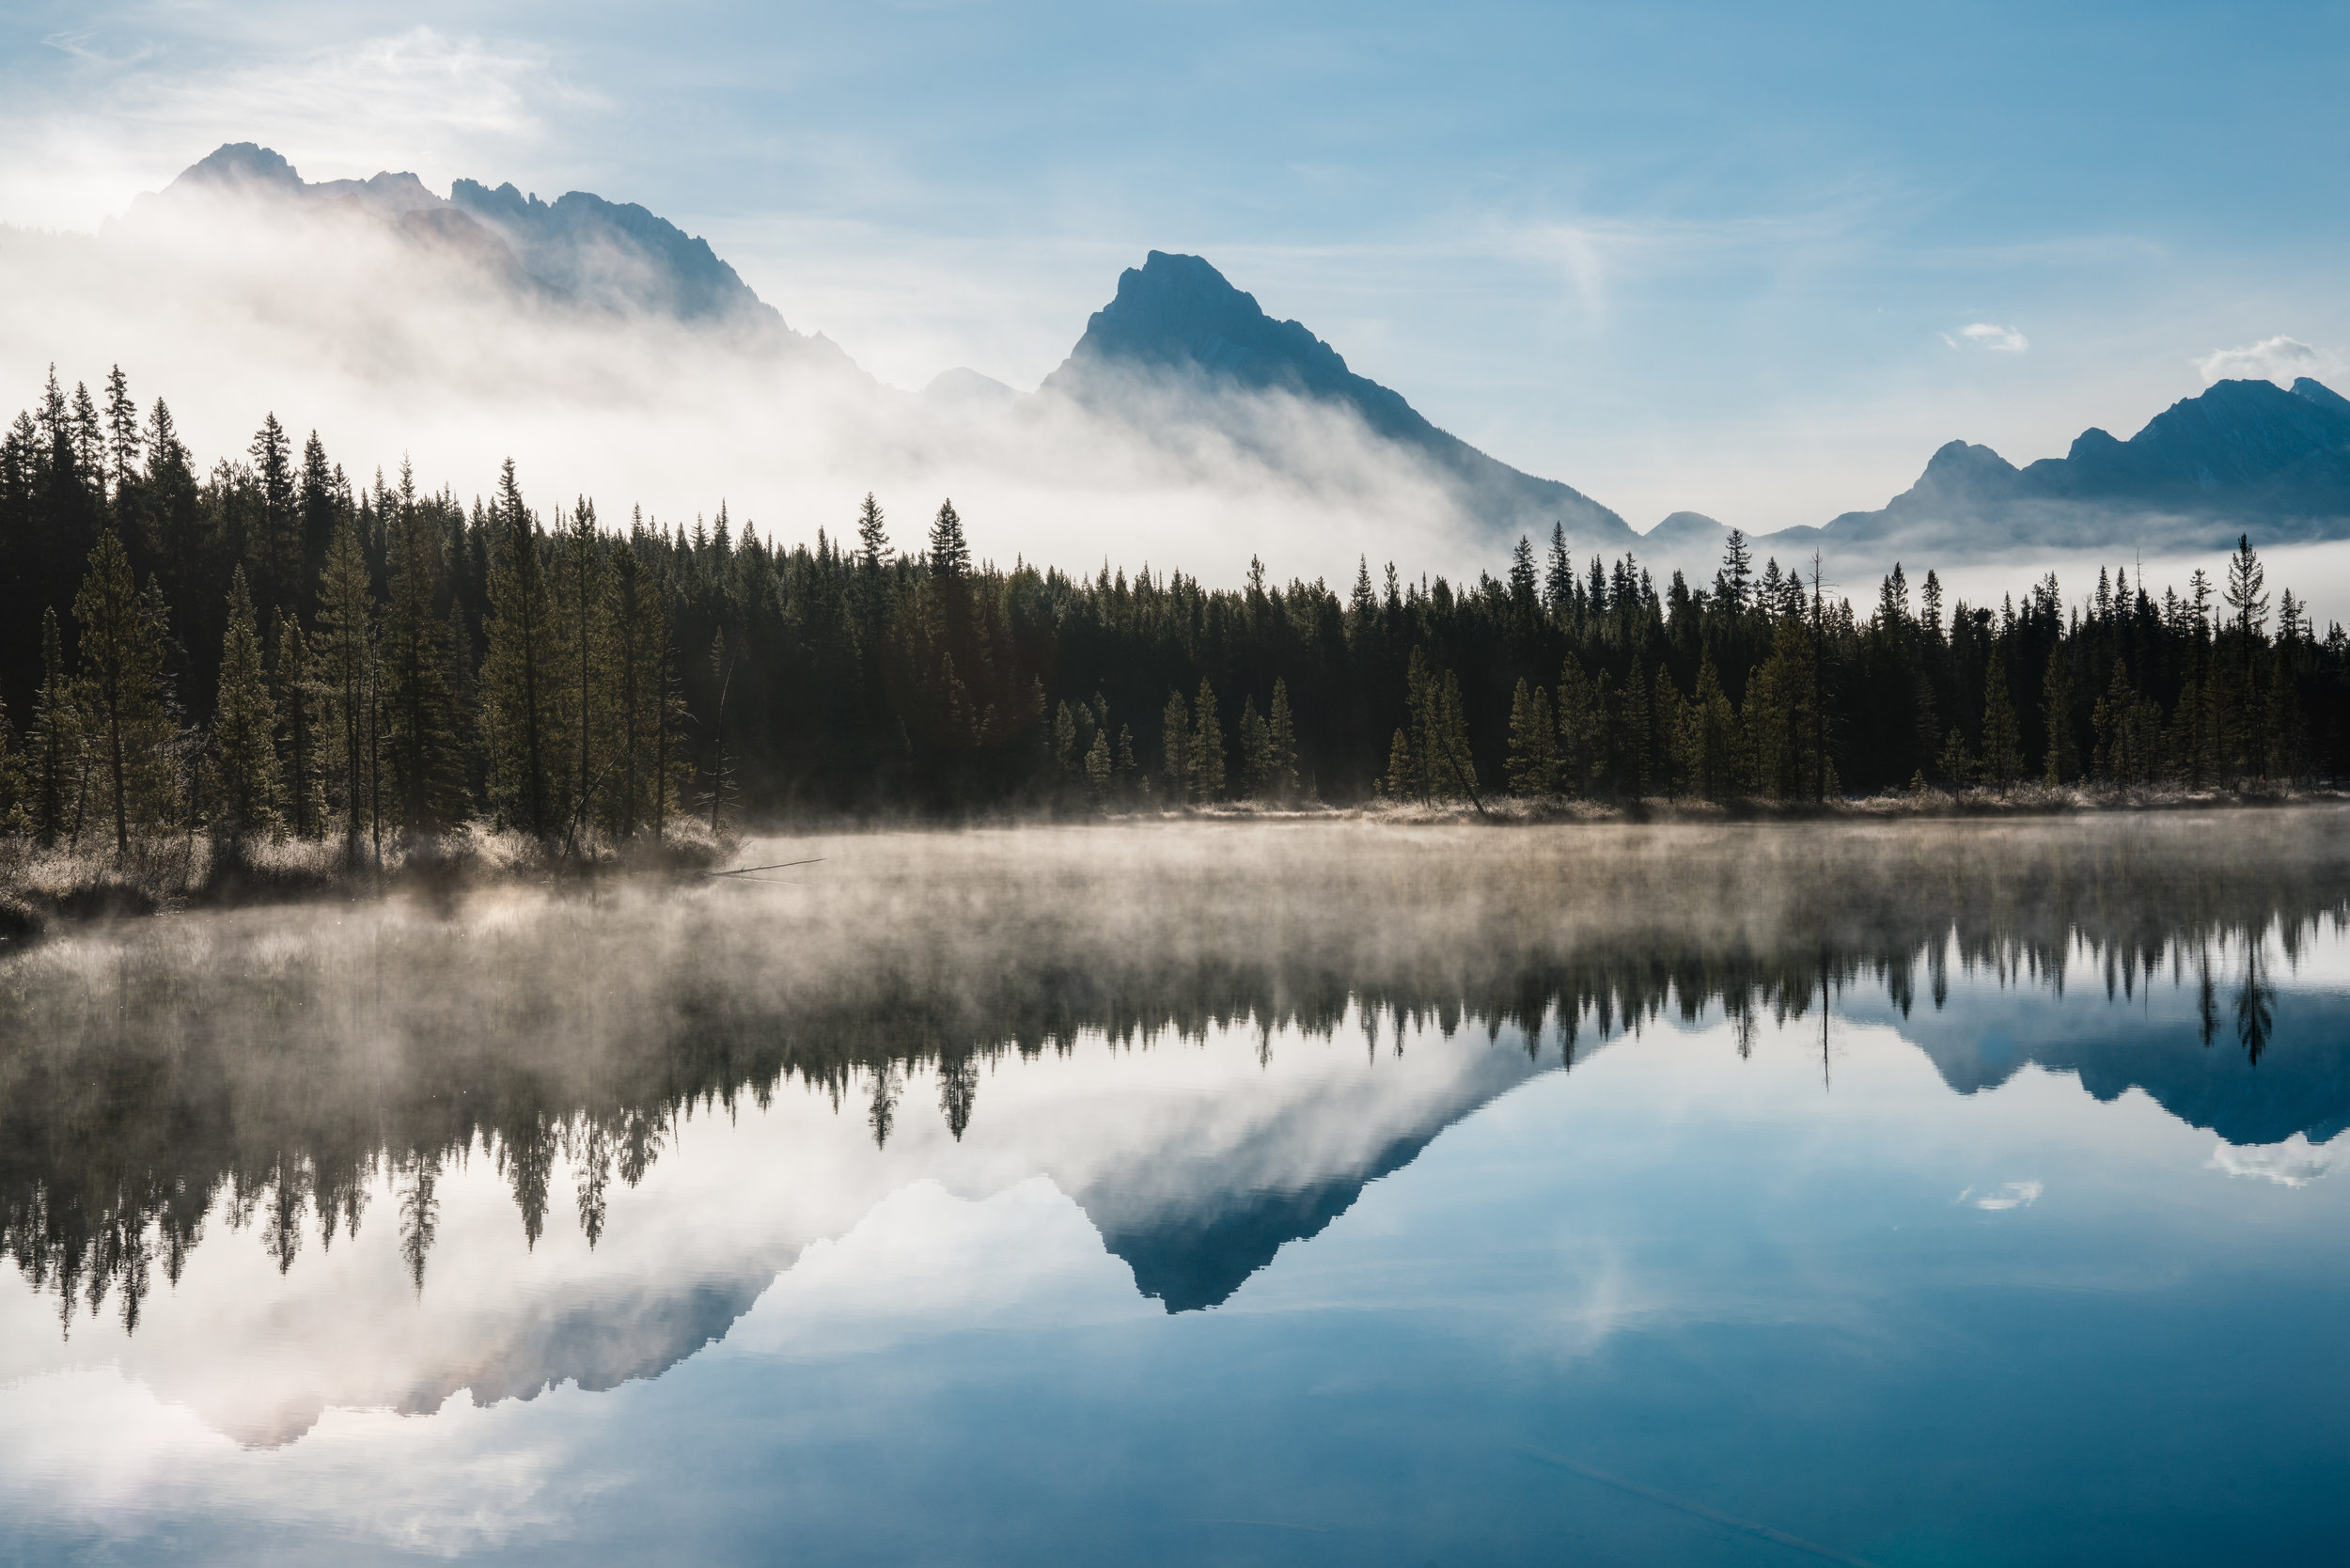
[{"xmin": 3, "ymin": 812, "xmax": 2342, "ymax": 1339}]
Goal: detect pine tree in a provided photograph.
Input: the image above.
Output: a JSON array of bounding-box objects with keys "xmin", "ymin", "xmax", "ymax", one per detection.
[
  {"xmin": 212, "ymin": 569, "xmax": 282, "ymax": 850},
  {"xmin": 1266, "ymin": 679, "xmax": 1300, "ymax": 803},
  {"xmin": 315, "ymin": 519, "xmax": 375, "ymax": 862},
  {"xmin": 551, "ymin": 498, "xmax": 611, "ymax": 848},
  {"xmin": 1190, "ymin": 678, "xmax": 1226, "ymax": 802},
  {"xmin": 1543, "ymin": 523, "xmax": 1574, "ymax": 620},
  {"xmin": 1506, "ymin": 679, "xmax": 1558, "ymax": 794},
  {"xmin": 856, "ymin": 493, "xmax": 890, "ymax": 569},
  {"xmin": 1381, "ymin": 728, "xmax": 1418, "ymax": 801},
  {"xmin": 102, "ymin": 365, "xmax": 141, "ymax": 503},
  {"xmin": 1083, "ymin": 728, "xmax": 1113, "ymax": 807},
  {"xmin": 1620, "ymin": 658, "xmax": 1653, "ymax": 797},
  {"xmin": 274, "ymin": 610, "xmax": 325, "ymax": 839},
  {"xmin": 1687, "ymin": 651, "xmax": 1739, "ymax": 801},
  {"xmin": 381, "ymin": 495, "xmax": 467, "ymax": 835},
  {"xmin": 250, "ymin": 413, "xmax": 297, "ymax": 614},
  {"xmin": 27, "ymin": 608, "xmax": 81, "ymax": 847},
  {"xmin": 2040, "ymin": 647, "xmax": 2076, "ymax": 786},
  {"xmin": 1160, "ymin": 689, "xmax": 1190, "ymax": 803},
  {"xmin": 1716, "ymin": 528, "xmax": 1754, "ymax": 614},
  {"xmin": 1404, "ymin": 650, "xmax": 1480, "ymax": 808},
  {"xmin": 1555, "ymin": 655, "xmax": 1602, "ymax": 798},
  {"xmin": 483, "ymin": 495, "xmax": 557, "ymax": 839},
  {"xmin": 607, "ymin": 542, "xmax": 680, "ymax": 838},
  {"xmin": 1238, "ymin": 696, "xmax": 1272, "ymax": 797},
  {"xmin": 928, "ymin": 498, "xmax": 970, "ymax": 580},
  {"xmin": 1981, "ymin": 657, "xmax": 2024, "ymax": 794},
  {"xmin": 71, "ymin": 531, "xmax": 175, "ymax": 859}
]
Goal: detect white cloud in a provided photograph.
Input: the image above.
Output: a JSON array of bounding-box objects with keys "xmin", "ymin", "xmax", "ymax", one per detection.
[
  {"xmin": 1956, "ymin": 1180, "xmax": 2042, "ymax": 1210},
  {"xmin": 1942, "ymin": 322, "xmax": 2029, "ymax": 353},
  {"xmin": 2208, "ymin": 1132, "xmax": 2348, "ymax": 1187},
  {"xmin": 2192, "ymin": 335, "xmax": 2334, "ymax": 386}
]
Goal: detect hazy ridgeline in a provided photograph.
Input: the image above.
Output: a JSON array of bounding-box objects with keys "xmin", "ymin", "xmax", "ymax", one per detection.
[
  {"xmin": 3, "ymin": 811, "xmax": 2343, "ymax": 1335},
  {"xmin": 2, "ymin": 368, "xmax": 2349, "ymax": 859}
]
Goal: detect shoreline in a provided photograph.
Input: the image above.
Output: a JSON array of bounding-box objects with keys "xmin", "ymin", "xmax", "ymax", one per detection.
[{"xmin": 3, "ymin": 787, "xmax": 2342, "ymax": 941}]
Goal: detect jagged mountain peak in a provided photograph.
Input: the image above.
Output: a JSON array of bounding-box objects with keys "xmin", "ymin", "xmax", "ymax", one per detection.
[
  {"xmin": 1044, "ymin": 250, "xmax": 1634, "ymax": 546},
  {"xmin": 146, "ymin": 143, "xmax": 799, "ymax": 339}
]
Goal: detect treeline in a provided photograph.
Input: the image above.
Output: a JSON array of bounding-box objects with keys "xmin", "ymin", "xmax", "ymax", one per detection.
[{"xmin": 4, "ymin": 365, "xmax": 2348, "ymax": 848}]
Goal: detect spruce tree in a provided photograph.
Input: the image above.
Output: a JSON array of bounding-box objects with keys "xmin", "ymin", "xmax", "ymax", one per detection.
[
  {"xmin": 381, "ymin": 496, "xmax": 467, "ymax": 835},
  {"xmin": 274, "ymin": 610, "xmax": 325, "ymax": 838},
  {"xmin": 1238, "ymin": 697, "xmax": 1272, "ymax": 797},
  {"xmin": 212, "ymin": 569, "xmax": 282, "ymax": 850},
  {"xmin": 1981, "ymin": 657, "xmax": 2024, "ymax": 795},
  {"xmin": 1688, "ymin": 652, "xmax": 1738, "ymax": 801},
  {"xmin": 1505, "ymin": 679, "xmax": 1558, "ymax": 794},
  {"xmin": 483, "ymin": 496, "xmax": 557, "ymax": 839},
  {"xmin": 1190, "ymin": 679, "xmax": 1226, "ymax": 802},
  {"xmin": 1160, "ymin": 690, "xmax": 1190, "ymax": 803},
  {"xmin": 1083, "ymin": 728, "xmax": 1113, "ymax": 807},
  {"xmin": 928, "ymin": 498, "xmax": 970, "ymax": 580},
  {"xmin": 2040, "ymin": 648, "xmax": 2077, "ymax": 786},
  {"xmin": 608, "ymin": 542, "xmax": 679, "ymax": 838},
  {"xmin": 1266, "ymin": 679, "xmax": 1300, "ymax": 803},
  {"xmin": 71, "ymin": 531, "xmax": 174, "ymax": 859},
  {"xmin": 1555, "ymin": 655, "xmax": 1600, "ymax": 797},
  {"xmin": 315, "ymin": 519, "xmax": 375, "ymax": 862},
  {"xmin": 552, "ymin": 497, "xmax": 611, "ymax": 847},
  {"xmin": 1381, "ymin": 728, "xmax": 1418, "ymax": 801}
]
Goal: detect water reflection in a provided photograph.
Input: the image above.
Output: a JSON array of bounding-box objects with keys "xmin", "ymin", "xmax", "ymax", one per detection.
[{"xmin": 0, "ymin": 813, "xmax": 2344, "ymax": 1434}]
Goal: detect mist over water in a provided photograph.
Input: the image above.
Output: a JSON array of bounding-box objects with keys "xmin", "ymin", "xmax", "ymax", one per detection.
[{"xmin": 3, "ymin": 813, "xmax": 2348, "ymax": 1563}]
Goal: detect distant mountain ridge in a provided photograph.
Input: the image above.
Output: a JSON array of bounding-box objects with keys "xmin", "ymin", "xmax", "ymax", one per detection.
[
  {"xmin": 1757, "ymin": 375, "xmax": 2350, "ymax": 557},
  {"xmin": 1041, "ymin": 250, "xmax": 1636, "ymax": 548}
]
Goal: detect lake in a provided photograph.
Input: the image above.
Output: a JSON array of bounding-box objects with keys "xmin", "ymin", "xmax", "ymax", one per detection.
[{"xmin": 3, "ymin": 812, "xmax": 2347, "ymax": 1566}]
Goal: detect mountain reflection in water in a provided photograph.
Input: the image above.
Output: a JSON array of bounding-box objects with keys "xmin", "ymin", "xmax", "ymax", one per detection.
[{"xmin": 0, "ymin": 812, "xmax": 2345, "ymax": 1468}]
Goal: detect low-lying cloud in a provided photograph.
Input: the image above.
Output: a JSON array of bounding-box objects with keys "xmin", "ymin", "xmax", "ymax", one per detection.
[
  {"xmin": 2193, "ymin": 334, "xmax": 2332, "ymax": 386},
  {"xmin": 0, "ymin": 180, "xmax": 1501, "ymax": 588}
]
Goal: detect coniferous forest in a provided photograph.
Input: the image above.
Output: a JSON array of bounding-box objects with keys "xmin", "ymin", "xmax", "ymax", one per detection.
[{"xmin": 4, "ymin": 365, "xmax": 2348, "ymax": 859}]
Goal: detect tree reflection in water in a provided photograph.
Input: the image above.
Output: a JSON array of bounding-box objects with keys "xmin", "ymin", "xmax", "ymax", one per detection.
[{"xmin": 3, "ymin": 810, "xmax": 2345, "ymax": 1337}]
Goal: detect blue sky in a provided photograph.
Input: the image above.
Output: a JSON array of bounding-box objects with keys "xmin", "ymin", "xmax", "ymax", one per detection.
[{"xmin": 4, "ymin": 0, "xmax": 2346, "ymax": 529}]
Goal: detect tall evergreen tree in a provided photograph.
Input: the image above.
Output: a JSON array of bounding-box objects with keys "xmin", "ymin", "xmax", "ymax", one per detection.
[
  {"xmin": 1160, "ymin": 689, "xmax": 1190, "ymax": 802},
  {"xmin": 1190, "ymin": 678, "xmax": 1226, "ymax": 802},
  {"xmin": 381, "ymin": 494, "xmax": 467, "ymax": 834},
  {"xmin": 483, "ymin": 494, "xmax": 557, "ymax": 839},
  {"xmin": 2041, "ymin": 647, "xmax": 2077, "ymax": 786},
  {"xmin": 1981, "ymin": 657, "xmax": 2024, "ymax": 794},
  {"xmin": 71, "ymin": 531, "xmax": 174, "ymax": 858},
  {"xmin": 1506, "ymin": 679, "xmax": 1558, "ymax": 795},
  {"xmin": 1266, "ymin": 679, "xmax": 1300, "ymax": 804},
  {"xmin": 212, "ymin": 569, "xmax": 282, "ymax": 850},
  {"xmin": 274, "ymin": 610, "xmax": 325, "ymax": 839},
  {"xmin": 315, "ymin": 519, "xmax": 375, "ymax": 863}
]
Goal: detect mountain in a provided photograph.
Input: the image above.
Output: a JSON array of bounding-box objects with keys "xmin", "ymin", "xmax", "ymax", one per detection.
[
  {"xmin": 142, "ymin": 143, "xmax": 831, "ymax": 351},
  {"xmin": 1762, "ymin": 375, "xmax": 2350, "ymax": 557},
  {"xmin": 1041, "ymin": 250, "xmax": 1636, "ymax": 548}
]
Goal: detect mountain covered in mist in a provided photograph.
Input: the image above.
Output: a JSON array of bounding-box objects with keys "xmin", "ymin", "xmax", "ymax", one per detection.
[
  {"xmin": 1759, "ymin": 375, "xmax": 2350, "ymax": 557},
  {"xmin": 110, "ymin": 145, "xmax": 2350, "ymax": 564},
  {"xmin": 1039, "ymin": 250, "xmax": 1637, "ymax": 548},
  {"xmin": 141, "ymin": 142, "xmax": 846, "ymax": 362}
]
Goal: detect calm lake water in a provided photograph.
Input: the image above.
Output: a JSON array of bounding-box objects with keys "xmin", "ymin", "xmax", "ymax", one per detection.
[{"xmin": 3, "ymin": 813, "xmax": 2348, "ymax": 1566}]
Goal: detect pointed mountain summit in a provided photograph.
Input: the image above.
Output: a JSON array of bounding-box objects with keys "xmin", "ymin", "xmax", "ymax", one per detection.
[{"xmin": 1043, "ymin": 251, "xmax": 1633, "ymax": 546}]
